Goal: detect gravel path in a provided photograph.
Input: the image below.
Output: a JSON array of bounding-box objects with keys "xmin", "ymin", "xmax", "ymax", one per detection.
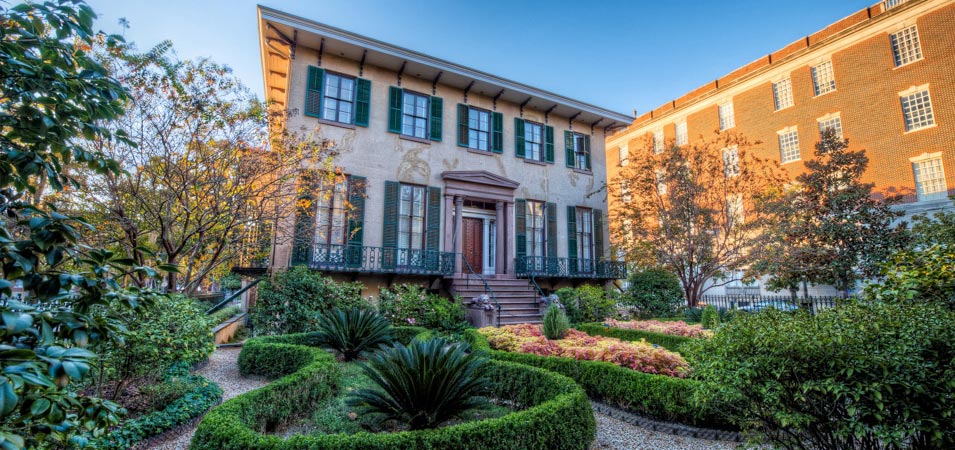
[
  {"xmin": 592, "ymin": 411, "xmax": 741, "ymax": 450},
  {"xmin": 138, "ymin": 346, "xmax": 269, "ymax": 450}
]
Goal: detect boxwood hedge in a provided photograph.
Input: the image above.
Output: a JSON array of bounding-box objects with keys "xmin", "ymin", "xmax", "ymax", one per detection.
[
  {"xmin": 192, "ymin": 332, "xmax": 596, "ymax": 449},
  {"xmin": 464, "ymin": 329, "xmax": 736, "ymax": 430},
  {"xmin": 575, "ymin": 323, "xmax": 695, "ymax": 353}
]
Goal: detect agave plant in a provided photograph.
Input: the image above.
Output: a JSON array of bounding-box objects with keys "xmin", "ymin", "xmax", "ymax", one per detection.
[
  {"xmin": 314, "ymin": 307, "xmax": 393, "ymax": 361},
  {"xmin": 347, "ymin": 337, "xmax": 492, "ymax": 430}
]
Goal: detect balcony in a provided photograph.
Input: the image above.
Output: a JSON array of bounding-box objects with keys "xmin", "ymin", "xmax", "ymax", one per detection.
[
  {"xmin": 291, "ymin": 244, "xmax": 455, "ymax": 276},
  {"xmin": 514, "ymin": 256, "xmax": 627, "ymax": 280}
]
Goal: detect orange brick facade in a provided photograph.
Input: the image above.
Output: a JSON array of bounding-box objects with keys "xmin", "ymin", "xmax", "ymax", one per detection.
[{"xmin": 608, "ymin": 0, "xmax": 955, "ymax": 214}]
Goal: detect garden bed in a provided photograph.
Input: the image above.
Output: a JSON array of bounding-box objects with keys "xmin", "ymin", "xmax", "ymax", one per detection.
[{"xmin": 576, "ymin": 322, "xmax": 704, "ymax": 353}]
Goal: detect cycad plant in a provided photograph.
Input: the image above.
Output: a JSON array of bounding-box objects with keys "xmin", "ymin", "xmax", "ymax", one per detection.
[
  {"xmin": 542, "ymin": 304, "xmax": 570, "ymax": 339},
  {"xmin": 314, "ymin": 307, "xmax": 393, "ymax": 361},
  {"xmin": 348, "ymin": 337, "xmax": 491, "ymax": 430}
]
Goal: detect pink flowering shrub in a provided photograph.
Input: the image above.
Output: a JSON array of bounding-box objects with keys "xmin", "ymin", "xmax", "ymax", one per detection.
[
  {"xmin": 605, "ymin": 319, "xmax": 712, "ymax": 338},
  {"xmin": 478, "ymin": 324, "xmax": 690, "ymax": 378}
]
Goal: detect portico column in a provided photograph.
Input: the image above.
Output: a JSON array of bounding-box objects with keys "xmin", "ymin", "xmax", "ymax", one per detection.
[
  {"xmin": 454, "ymin": 196, "xmax": 464, "ymax": 274},
  {"xmin": 443, "ymin": 194, "xmax": 454, "ymax": 253},
  {"xmin": 495, "ymin": 201, "xmax": 505, "ymax": 274},
  {"xmin": 506, "ymin": 201, "xmax": 515, "ymax": 275}
]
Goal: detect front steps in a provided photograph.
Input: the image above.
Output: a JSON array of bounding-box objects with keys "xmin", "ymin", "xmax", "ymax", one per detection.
[{"xmin": 449, "ymin": 275, "xmax": 542, "ymax": 325}]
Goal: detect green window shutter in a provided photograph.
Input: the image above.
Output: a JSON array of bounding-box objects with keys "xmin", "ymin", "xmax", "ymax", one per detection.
[
  {"xmin": 593, "ymin": 209, "xmax": 604, "ymax": 260},
  {"xmin": 387, "ymin": 87, "xmax": 403, "ymax": 134},
  {"xmin": 382, "ymin": 181, "xmax": 399, "ymax": 269},
  {"xmin": 426, "ymin": 186, "xmax": 441, "ymax": 252},
  {"xmin": 457, "ymin": 104, "xmax": 469, "ymax": 147},
  {"xmin": 514, "ymin": 118, "xmax": 526, "ymax": 158},
  {"xmin": 514, "ymin": 199, "xmax": 526, "ymax": 262},
  {"xmin": 546, "ymin": 202, "xmax": 557, "ymax": 258},
  {"xmin": 305, "ymin": 66, "xmax": 324, "ymax": 118},
  {"xmin": 545, "ymin": 125, "xmax": 555, "ymax": 163},
  {"xmin": 564, "ymin": 130, "xmax": 575, "ymax": 167},
  {"xmin": 491, "ymin": 112, "xmax": 503, "ymax": 153},
  {"xmin": 292, "ymin": 172, "xmax": 318, "ymax": 265},
  {"xmin": 354, "ymin": 78, "xmax": 371, "ymax": 127},
  {"xmin": 584, "ymin": 135, "xmax": 592, "ymax": 170},
  {"xmin": 566, "ymin": 206, "xmax": 578, "ymax": 267},
  {"xmin": 430, "ymin": 96, "xmax": 443, "ymax": 141},
  {"xmin": 345, "ymin": 176, "xmax": 366, "ymax": 268}
]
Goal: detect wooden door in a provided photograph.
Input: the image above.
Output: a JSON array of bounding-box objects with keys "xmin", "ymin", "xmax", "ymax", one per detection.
[{"xmin": 462, "ymin": 217, "xmax": 483, "ymax": 273}]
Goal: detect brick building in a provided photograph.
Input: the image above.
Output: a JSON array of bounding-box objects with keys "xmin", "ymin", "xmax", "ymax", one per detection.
[{"xmin": 606, "ymin": 0, "xmax": 955, "ymax": 295}]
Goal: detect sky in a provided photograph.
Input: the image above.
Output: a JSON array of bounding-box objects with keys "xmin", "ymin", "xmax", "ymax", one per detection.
[{"xmin": 86, "ymin": 0, "xmax": 876, "ymax": 116}]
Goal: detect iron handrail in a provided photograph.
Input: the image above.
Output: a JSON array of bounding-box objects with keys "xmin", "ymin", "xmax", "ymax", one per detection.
[
  {"xmin": 205, "ymin": 279, "xmax": 260, "ymax": 315},
  {"xmin": 528, "ymin": 272, "xmax": 546, "ymax": 303},
  {"xmin": 460, "ymin": 255, "xmax": 501, "ymax": 327}
]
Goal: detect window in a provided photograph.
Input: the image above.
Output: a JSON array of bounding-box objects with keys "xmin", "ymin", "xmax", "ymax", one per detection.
[
  {"xmin": 618, "ymin": 143, "xmax": 629, "ymax": 166},
  {"xmin": 778, "ymin": 127, "xmax": 801, "ymax": 163},
  {"xmin": 653, "ymin": 129, "xmax": 664, "ymax": 153},
  {"xmin": 772, "ymin": 78, "xmax": 794, "ymax": 110},
  {"xmin": 891, "ymin": 26, "xmax": 922, "ymax": 67},
  {"xmin": 886, "ymin": 0, "xmax": 909, "ymax": 9},
  {"xmin": 464, "ymin": 106, "xmax": 491, "ymax": 151},
  {"xmin": 576, "ymin": 208, "xmax": 594, "ymax": 269},
  {"xmin": 723, "ymin": 146, "xmax": 740, "ymax": 178},
  {"xmin": 811, "ymin": 61, "xmax": 836, "ymax": 96},
  {"xmin": 912, "ymin": 155, "xmax": 947, "ymax": 202},
  {"xmin": 398, "ymin": 184, "xmax": 426, "ymax": 263},
  {"xmin": 900, "ymin": 86, "xmax": 935, "ymax": 131},
  {"xmin": 655, "ymin": 169, "xmax": 667, "ymax": 195},
  {"xmin": 566, "ymin": 131, "xmax": 591, "ymax": 171},
  {"xmin": 727, "ymin": 194, "xmax": 744, "ymax": 227},
  {"xmin": 322, "ymin": 73, "xmax": 355, "ymax": 124},
  {"xmin": 675, "ymin": 121, "xmax": 688, "ymax": 146},
  {"xmin": 620, "ymin": 180, "xmax": 632, "ymax": 203},
  {"xmin": 817, "ymin": 113, "xmax": 843, "ymax": 140},
  {"xmin": 401, "ymin": 91, "xmax": 429, "ymax": 139},
  {"xmin": 315, "ymin": 178, "xmax": 348, "ymax": 249},
  {"xmin": 718, "ymin": 102, "xmax": 735, "ymax": 130},
  {"xmin": 525, "ymin": 121, "xmax": 544, "ymax": 161},
  {"xmin": 526, "ymin": 200, "xmax": 546, "ymax": 258}
]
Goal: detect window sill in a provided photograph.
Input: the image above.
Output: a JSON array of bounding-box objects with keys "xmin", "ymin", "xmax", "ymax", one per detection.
[
  {"xmin": 466, "ymin": 148, "xmax": 495, "ymax": 156},
  {"xmin": 813, "ymin": 89, "xmax": 837, "ymax": 98},
  {"xmin": 893, "ymin": 58, "xmax": 924, "ymax": 70},
  {"xmin": 572, "ymin": 168, "xmax": 593, "ymax": 176},
  {"xmin": 523, "ymin": 159, "xmax": 549, "ymax": 166},
  {"xmin": 903, "ymin": 123, "xmax": 937, "ymax": 134},
  {"xmin": 317, "ymin": 118, "xmax": 356, "ymax": 130},
  {"xmin": 774, "ymin": 105, "xmax": 793, "ymax": 113},
  {"xmin": 399, "ymin": 134, "xmax": 432, "ymax": 144},
  {"xmin": 719, "ymin": 125, "xmax": 735, "ymax": 132},
  {"xmin": 780, "ymin": 158, "xmax": 802, "ymax": 165}
]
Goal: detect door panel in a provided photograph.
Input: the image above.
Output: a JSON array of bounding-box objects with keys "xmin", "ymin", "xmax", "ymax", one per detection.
[{"xmin": 463, "ymin": 217, "xmax": 483, "ymax": 273}]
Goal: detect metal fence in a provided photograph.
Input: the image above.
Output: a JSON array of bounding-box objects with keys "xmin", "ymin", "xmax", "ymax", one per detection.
[{"xmin": 701, "ymin": 295, "xmax": 840, "ymax": 314}]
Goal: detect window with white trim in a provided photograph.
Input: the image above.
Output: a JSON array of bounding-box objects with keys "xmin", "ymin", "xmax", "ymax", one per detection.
[
  {"xmin": 723, "ymin": 146, "xmax": 740, "ymax": 178},
  {"xmin": 524, "ymin": 121, "xmax": 543, "ymax": 160},
  {"xmin": 772, "ymin": 78, "xmax": 794, "ymax": 110},
  {"xmin": 890, "ymin": 26, "xmax": 923, "ymax": 67},
  {"xmin": 727, "ymin": 194, "xmax": 744, "ymax": 228},
  {"xmin": 675, "ymin": 121, "xmax": 688, "ymax": 146},
  {"xmin": 620, "ymin": 180, "xmax": 632, "ymax": 203},
  {"xmin": 912, "ymin": 156, "xmax": 947, "ymax": 202},
  {"xmin": 653, "ymin": 129, "xmax": 664, "ymax": 154},
  {"xmin": 886, "ymin": 0, "xmax": 909, "ymax": 9},
  {"xmin": 525, "ymin": 200, "xmax": 546, "ymax": 257},
  {"xmin": 618, "ymin": 143, "xmax": 629, "ymax": 167},
  {"xmin": 778, "ymin": 127, "xmax": 801, "ymax": 164},
  {"xmin": 397, "ymin": 183, "xmax": 426, "ymax": 263},
  {"xmin": 817, "ymin": 113, "xmax": 843, "ymax": 140},
  {"xmin": 401, "ymin": 92, "xmax": 429, "ymax": 139},
  {"xmin": 322, "ymin": 73, "xmax": 355, "ymax": 124},
  {"xmin": 900, "ymin": 87, "xmax": 935, "ymax": 132},
  {"xmin": 467, "ymin": 106, "xmax": 491, "ymax": 151},
  {"xmin": 811, "ymin": 61, "xmax": 836, "ymax": 96},
  {"xmin": 718, "ymin": 102, "xmax": 735, "ymax": 130}
]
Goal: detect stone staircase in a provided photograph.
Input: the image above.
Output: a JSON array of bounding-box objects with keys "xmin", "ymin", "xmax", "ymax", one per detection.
[{"xmin": 449, "ymin": 275, "xmax": 542, "ymax": 325}]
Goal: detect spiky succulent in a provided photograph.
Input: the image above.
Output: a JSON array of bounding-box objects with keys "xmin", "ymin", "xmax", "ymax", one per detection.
[{"xmin": 313, "ymin": 307, "xmax": 393, "ymax": 361}]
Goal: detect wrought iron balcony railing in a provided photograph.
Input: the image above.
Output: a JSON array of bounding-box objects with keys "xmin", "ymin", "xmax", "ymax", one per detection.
[
  {"xmin": 291, "ymin": 244, "xmax": 455, "ymax": 276},
  {"xmin": 514, "ymin": 256, "xmax": 627, "ymax": 279}
]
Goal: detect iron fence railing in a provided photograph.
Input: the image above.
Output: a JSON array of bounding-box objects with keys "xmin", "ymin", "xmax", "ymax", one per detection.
[
  {"xmin": 292, "ymin": 244, "xmax": 455, "ymax": 276},
  {"xmin": 701, "ymin": 294, "xmax": 840, "ymax": 314},
  {"xmin": 514, "ymin": 256, "xmax": 628, "ymax": 280}
]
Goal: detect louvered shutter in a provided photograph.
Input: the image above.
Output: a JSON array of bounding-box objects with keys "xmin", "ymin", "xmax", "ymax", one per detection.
[
  {"xmin": 491, "ymin": 112, "xmax": 503, "ymax": 153},
  {"xmin": 566, "ymin": 205, "xmax": 578, "ymax": 274},
  {"xmin": 564, "ymin": 131, "xmax": 575, "ymax": 167},
  {"xmin": 345, "ymin": 176, "xmax": 366, "ymax": 267},
  {"xmin": 545, "ymin": 125, "xmax": 555, "ymax": 163},
  {"xmin": 514, "ymin": 118, "xmax": 526, "ymax": 158},
  {"xmin": 387, "ymin": 87, "xmax": 402, "ymax": 133},
  {"xmin": 382, "ymin": 181, "xmax": 399, "ymax": 269},
  {"xmin": 430, "ymin": 96, "xmax": 443, "ymax": 141},
  {"xmin": 305, "ymin": 66, "xmax": 324, "ymax": 118},
  {"xmin": 457, "ymin": 104, "xmax": 469, "ymax": 147},
  {"xmin": 354, "ymin": 78, "xmax": 371, "ymax": 127}
]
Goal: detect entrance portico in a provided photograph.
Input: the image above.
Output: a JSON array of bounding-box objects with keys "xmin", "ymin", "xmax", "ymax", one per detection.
[{"xmin": 441, "ymin": 171, "xmax": 519, "ymax": 276}]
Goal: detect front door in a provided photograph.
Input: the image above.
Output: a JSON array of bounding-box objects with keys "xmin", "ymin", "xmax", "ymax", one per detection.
[{"xmin": 462, "ymin": 217, "xmax": 483, "ymax": 273}]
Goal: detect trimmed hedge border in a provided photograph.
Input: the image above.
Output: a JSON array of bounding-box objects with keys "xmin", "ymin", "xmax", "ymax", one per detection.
[
  {"xmin": 575, "ymin": 323, "xmax": 696, "ymax": 352},
  {"xmin": 465, "ymin": 329, "xmax": 737, "ymax": 430},
  {"xmin": 191, "ymin": 332, "xmax": 596, "ymax": 449},
  {"xmin": 88, "ymin": 375, "xmax": 223, "ymax": 449}
]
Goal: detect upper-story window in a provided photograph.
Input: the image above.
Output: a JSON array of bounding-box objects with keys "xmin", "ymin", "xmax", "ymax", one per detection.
[
  {"xmin": 565, "ymin": 131, "xmax": 591, "ymax": 171},
  {"xmin": 305, "ymin": 66, "xmax": 371, "ymax": 127},
  {"xmin": 653, "ymin": 129, "xmax": 664, "ymax": 153},
  {"xmin": 322, "ymin": 73, "xmax": 355, "ymax": 124},
  {"xmin": 402, "ymin": 91, "xmax": 430, "ymax": 139},
  {"xmin": 817, "ymin": 113, "xmax": 843, "ymax": 140},
  {"xmin": 618, "ymin": 143, "xmax": 629, "ymax": 167},
  {"xmin": 524, "ymin": 121, "xmax": 543, "ymax": 160},
  {"xmin": 811, "ymin": 61, "xmax": 836, "ymax": 96},
  {"xmin": 466, "ymin": 106, "xmax": 491, "ymax": 151},
  {"xmin": 675, "ymin": 121, "xmax": 688, "ymax": 147},
  {"xmin": 778, "ymin": 126, "xmax": 801, "ymax": 164},
  {"xmin": 718, "ymin": 102, "xmax": 735, "ymax": 131},
  {"xmin": 772, "ymin": 78, "xmax": 794, "ymax": 110},
  {"xmin": 389, "ymin": 87, "xmax": 442, "ymax": 141},
  {"xmin": 900, "ymin": 85, "xmax": 935, "ymax": 132},
  {"xmin": 891, "ymin": 26, "xmax": 923, "ymax": 67},
  {"xmin": 886, "ymin": 0, "xmax": 910, "ymax": 9},
  {"xmin": 911, "ymin": 153, "xmax": 947, "ymax": 202}
]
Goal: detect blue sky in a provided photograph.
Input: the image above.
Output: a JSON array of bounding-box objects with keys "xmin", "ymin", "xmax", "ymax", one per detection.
[{"xmin": 87, "ymin": 0, "xmax": 874, "ymax": 116}]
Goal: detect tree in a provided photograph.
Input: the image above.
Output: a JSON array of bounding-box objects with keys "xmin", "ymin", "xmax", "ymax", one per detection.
[
  {"xmin": 610, "ymin": 132, "xmax": 787, "ymax": 307},
  {"xmin": 752, "ymin": 129, "xmax": 908, "ymax": 297},
  {"xmin": 0, "ymin": 1, "xmax": 164, "ymax": 447},
  {"xmin": 909, "ymin": 197, "xmax": 955, "ymax": 248}
]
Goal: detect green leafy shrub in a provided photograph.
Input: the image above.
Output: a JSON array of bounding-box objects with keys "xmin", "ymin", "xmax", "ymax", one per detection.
[
  {"xmin": 700, "ymin": 305, "xmax": 719, "ymax": 329},
  {"xmin": 207, "ymin": 305, "xmax": 241, "ymax": 326},
  {"xmin": 555, "ymin": 285, "xmax": 617, "ymax": 324},
  {"xmin": 685, "ymin": 301, "xmax": 955, "ymax": 449},
  {"xmin": 314, "ymin": 307, "xmax": 393, "ymax": 361},
  {"xmin": 542, "ymin": 305, "xmax": 570, "ymax": 340},
  {"xmin": 391, "ymin": 326, "xmax": 429, "ymax": 345},
  {"xmin": 683, "ymin": 307, "xmax": 703, "ymax": 323},
  {"xmin": 377, "ymin": 284, "xmax": 467, "ymax": 332},
  {"xmin": 193, "ymin": 334, "xmax": 595, "ymax": 449},
  {"xmin": 250, "ymin": 267, "xmax": 364, "ymax": 335},
  {"xmin": 622, "ymin": 269, "xmax": 685, "ymax": 318},
  {"xmin": 348, "ymin": 337, "xmax": 491, "ymax": 430},
  {"xmin": 575, "ymin": 323, "xmax": 695, "ymax": 353},
  {"xmin": 868, "ymin": 244, "xmax": 955, "ymax": 308}
]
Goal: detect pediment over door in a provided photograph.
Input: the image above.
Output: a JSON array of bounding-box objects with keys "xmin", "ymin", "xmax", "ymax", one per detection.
[{"xmin": 441, "ymin": 171, "xmax": 520, "ymax": 202}]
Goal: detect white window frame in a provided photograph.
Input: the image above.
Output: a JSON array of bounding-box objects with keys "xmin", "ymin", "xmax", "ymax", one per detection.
[
  {"xmin": 723, "ymin": 146, "xmax": 740, "ymax": 178},
  {"xmin": 653, "ymin": 129, "xmax": 664, "ymax": 154},
  {"xmin": 727, "ymin": 194, "xmax": 744, "ymax": 228},
  {"xmin": 811, "ymin": 61, "xmax": 836, "ymax": 96},
  {"xmin": 890, "ymin": 25, "xmax": 923, "ymax": 67},
  {"xmin": 778, "ymin": 126, "xmax": 801, "ymax": 164},
  {"xmin": 618, "ymin": 143, "xmax": 629, "ymax": 167},
  {"xmin": 401, "ymin": 91, "xmax": 430, "ymax": 139},
  {"xmin": 899, "ymin": 85, "xmax": 935, "ymax": 132},
  {"xmin": 910, "ymin": 152, "xmax": 947, "ymax": 202},
  {"xmin": 817, "ymin": 112, "xmax": 843, "ymax": 140},
  {"xmin": 772, "ymin": 78, "xmax": 794, "ymax": 111},
  {"xmin": 675, "ymin": 120, "xmax": 688, "ymax": 146},
  {"xmin": 620, "ymin": 179, "xmax": 632, "ymax": 203},
  {"xmin": 718, "ymin": 102, "xmax": 735, "ymax": 131},
  {"xmin": 886, "ymin": 0, "xmax": 910, "ymax": 9}
]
